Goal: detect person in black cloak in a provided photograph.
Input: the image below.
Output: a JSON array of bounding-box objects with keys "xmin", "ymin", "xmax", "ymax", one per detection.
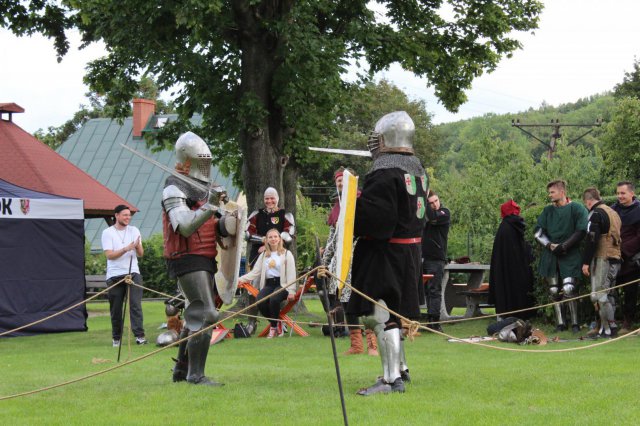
[{"xmin": 488, "ymin": 200, "xmax": 536, "ymax": 320}]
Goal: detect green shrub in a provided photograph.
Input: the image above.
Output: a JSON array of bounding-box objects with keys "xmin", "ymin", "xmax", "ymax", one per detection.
[
  {"xmin": 295, "ymin": 192, "xmax": 330, "ymax": 270},
  {"xmin": 84, "ymin": 241, "xmax": 106, "ymax": 275}
]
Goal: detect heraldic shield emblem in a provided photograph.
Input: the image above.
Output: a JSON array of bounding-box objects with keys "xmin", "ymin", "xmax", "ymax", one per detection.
[
  {"xmin": 404, "ymin": 174, "xmax": 416, "ymax": 195},
  {"xmin": 20, "ymin": 199, "xmax": 30, "ymax": 215},
  {"xmin": 416, "ymin": 196, "xmax": 425, "ymax": 219}
]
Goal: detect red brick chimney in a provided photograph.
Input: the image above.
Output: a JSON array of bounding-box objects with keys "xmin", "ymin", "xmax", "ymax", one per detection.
[{"xmin": 132, "ymin": 98, "xmax": 155, "ymax": 138}]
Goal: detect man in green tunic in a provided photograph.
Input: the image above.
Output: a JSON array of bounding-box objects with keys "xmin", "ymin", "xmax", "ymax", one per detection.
[{"xmin": 535, "ymin": 180, "xmax": 588, "ymax": 332}]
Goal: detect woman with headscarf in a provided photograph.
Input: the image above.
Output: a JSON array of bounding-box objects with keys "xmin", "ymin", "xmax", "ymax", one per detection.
[{"xmin": 488, "ymin": 200, "xmax": 536, "ymax": 319}]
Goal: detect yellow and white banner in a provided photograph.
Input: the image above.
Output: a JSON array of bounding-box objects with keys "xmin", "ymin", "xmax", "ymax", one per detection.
[{"xmin": 335, "ymin": 170, "xmax": 358, "ymax": 290}]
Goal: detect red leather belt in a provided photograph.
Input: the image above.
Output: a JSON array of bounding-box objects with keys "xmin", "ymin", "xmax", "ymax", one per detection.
[
  {"xmin": 389, "ymin": 237, "xmax": 421, "ymax": 244},
  {"xmin": 363, "ymin": 236, "xmax": 421, "ymax": 244}
]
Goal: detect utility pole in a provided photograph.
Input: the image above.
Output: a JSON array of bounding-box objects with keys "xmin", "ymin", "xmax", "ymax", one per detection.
[{"xmin": 511, "ymin": 118, "xmax": 603, "ymax": 160}]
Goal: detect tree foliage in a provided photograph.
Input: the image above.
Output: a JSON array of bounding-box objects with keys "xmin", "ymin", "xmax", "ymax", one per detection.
[
  {"xmin": 2, "ymin": 0, "xmax": 543, "ymax": 215},
  {"xmin": 614, "ymin": 59, "xmax": 640, "ymax": 99},
  {"xmin": 602, "ymin": 97, "xmax": 640, "ymax": 182},
  {"xmin": 0, "ymin": 0, "xmax": 74, "ymax": 60},
  {"xmin": 436, "ymin": 128, "xmax": 605, "ymax": 262},
  {"xmin": 299, "ymin": 79, "xmax": 440, "ymax": 202}
]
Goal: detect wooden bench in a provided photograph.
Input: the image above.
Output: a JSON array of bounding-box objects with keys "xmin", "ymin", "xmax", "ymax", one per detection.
[{"xmin": 85, "ymin": 274, "xmax": 107, "ymax": 299}]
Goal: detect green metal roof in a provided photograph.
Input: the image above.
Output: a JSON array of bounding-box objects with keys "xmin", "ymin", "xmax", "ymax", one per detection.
[{"xmin": 57, "ymin": 114, "xmax": 241, "ymax": 250}]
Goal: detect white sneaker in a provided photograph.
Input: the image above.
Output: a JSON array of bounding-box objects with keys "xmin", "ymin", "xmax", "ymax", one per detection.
[
  {"xmin": 112, "ymin": 339, "xmax": 120, "ymax": 347},
  {"xmin": 136, "ymin": 337, "xmax": 148, "ymax": 345},
  {"xmin": 267, "ymin": 327, "xmax": 277, "ymax": 338}
]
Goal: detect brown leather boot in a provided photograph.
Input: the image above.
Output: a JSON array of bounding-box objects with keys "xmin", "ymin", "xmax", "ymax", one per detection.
[
  {"xmin": 345, "ymin": 329, "xmax": 364, "ymax": 355},
  {"xmin": 365, "ymin": 329, "xmax": 379, "ymax": 356}
]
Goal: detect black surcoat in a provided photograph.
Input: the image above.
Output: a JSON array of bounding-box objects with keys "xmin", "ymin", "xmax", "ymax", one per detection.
[{"xmin": 346, "ymin": 156, "xmax": 428, "ymax": 319}]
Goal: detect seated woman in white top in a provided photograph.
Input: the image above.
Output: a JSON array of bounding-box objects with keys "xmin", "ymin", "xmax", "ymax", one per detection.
[{"xmin": 239, "ymin": 228, "xmax": 297, "ymax": 338}]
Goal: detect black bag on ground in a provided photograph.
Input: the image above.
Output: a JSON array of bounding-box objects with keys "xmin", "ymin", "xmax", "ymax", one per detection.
[
  {"xmin": 322, "ymin": 304, "xmax": 348, "ymax": 337},
  {"xmin": 233, "ymin": 322, "xmax": 251, "ymax": 338}
]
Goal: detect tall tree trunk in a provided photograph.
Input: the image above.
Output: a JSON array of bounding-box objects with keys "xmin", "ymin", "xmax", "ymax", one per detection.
[
  {"xmin": 238, "ymin": 42, "xmax": 282, "ymax": 211},
  {"xmin": 283, "ymin": 158, "xmax": 299, "ymax": 257}
]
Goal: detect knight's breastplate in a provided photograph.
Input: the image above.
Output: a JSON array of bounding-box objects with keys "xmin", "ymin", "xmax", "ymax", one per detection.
[{"xmin": 163, "ymin": 200, "xmax": 217, "ymax": 260}]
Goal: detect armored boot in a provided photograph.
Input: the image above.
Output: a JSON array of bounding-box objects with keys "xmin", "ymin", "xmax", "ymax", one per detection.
[
  {"xmin": 383, "ymin": 328, "xmax": 404, "ymax": 393},
  {"xmin": 553, "ymin": 304, "xmax": 567, "ymax": 332},
  {"xmin": 172, "ymin": 328, "xmax": 189, "ymax": 382},
  {"xmin": 567, "ymin": 300, "xmax": 580, "ymax": 333},
  {"xmin": 357, "ymin": 327, "xmax": 404, "ymax": 396},
  {"xmin": 186, "ymin": 331, "xmax": 223, "ymax": 386},
  {"xmin": 365, "ymin": 329, "xmax": 379, "ymax": 356},
  {"xmin": 345, "ymin": 329, "xmax": 364, "ymax": 355}
]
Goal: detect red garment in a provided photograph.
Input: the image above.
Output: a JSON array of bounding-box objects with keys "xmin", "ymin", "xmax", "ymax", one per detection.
[
  {"xmin": 327, "ymin": 200, "xmax": 340, "ymax": 226},
  {"xmin": 500, "ymin": 200, "xmax": 521, "ymax": 218},
  {"xmin": 162, "ymin": 200, "xmax": 218, "ymax": 260},
  {"xmin": 327, "ymin": 190, "xmax": 362, "ymax": 226}
]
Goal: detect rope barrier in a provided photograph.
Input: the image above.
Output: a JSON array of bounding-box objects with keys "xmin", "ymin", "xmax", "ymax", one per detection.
[
  {"xmin": 129, "ymin": 273, "xmax": 640, "ymax": 331},
  {"xmin": 327, "ymin": 270, "xmax": 640, "ymax": 353},
  {"xmin": 0, "ymin": 277, "xmax": 127, "ymax": 338},
  {"xmin": 430, "ymin": 275, "xmax": 640, "ymax": 325},
  {"xmin": 0, "ymin": 267, "xmax": 317, "ymax": 401},
  {"xmin": 3, "ymin": 266, "xmax": 639, "ymax": 400}
]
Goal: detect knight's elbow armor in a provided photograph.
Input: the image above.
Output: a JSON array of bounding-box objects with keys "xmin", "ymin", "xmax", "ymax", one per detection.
[
  {"xmin": 282, "ymin": 212, "xmax": 296, "ymax": 243},
  {"xmin": 534, "ymin": 228, "xmax": 551, "ymax": 248},
  {"xmin": 163, "ymin": 185, "xmax": 216, "ymax": 238}
]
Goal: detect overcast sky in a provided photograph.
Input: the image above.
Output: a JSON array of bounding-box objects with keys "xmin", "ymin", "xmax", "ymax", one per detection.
[{"xmin": 1, "ymin": 0, "xmax": 639, "ymax": 133}]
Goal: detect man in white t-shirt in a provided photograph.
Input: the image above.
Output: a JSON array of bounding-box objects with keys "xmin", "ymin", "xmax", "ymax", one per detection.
[{"xmin": 101, "ymin": 204, "xmax": 146, "ymax": 347}]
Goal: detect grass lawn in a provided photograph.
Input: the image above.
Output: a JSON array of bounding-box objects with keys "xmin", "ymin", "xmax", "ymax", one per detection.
[{"xmin": 1, "ymin": 299, "xmax": 639, "ymax": 425}]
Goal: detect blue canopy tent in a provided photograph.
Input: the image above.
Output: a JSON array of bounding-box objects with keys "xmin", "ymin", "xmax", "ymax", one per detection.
[{"xmin": 0, "ymin": 179, "xmax": 87, "ymax": 336}]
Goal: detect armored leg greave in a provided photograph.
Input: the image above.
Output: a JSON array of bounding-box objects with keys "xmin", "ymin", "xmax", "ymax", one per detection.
[
  {"xmin": 562, "ymin": 277, "xmax": 579, "ymax": 327},
  {"xmin": 548, "ymin": 276, "xmax": 565, "ymax": 328},
  {"xmin": 176, "ymin": 271, "xmax": 222, "ymax": 386},
  {"xmin": 358, "ymin": 299, "xmax": 405, "ymax": 395}
]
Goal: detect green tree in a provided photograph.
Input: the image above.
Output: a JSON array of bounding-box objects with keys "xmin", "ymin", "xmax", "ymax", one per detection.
[
  {"xmin": 614, "ymin": 59, "xmax": 640, "ymax": 99},
  {"xmin": 602, "ymin": 97, "xmax": 640, "ymax": 182},
  {"xmin": 300, "ymin": 79, "xmax": 440, "ymax": 198},
  {"xmin": 0, "ymin": 1, "xmax": 73, "ymax": 60},
  {"xmin": 437, "ymin": 128, "xmax": 605, "ymax": 262},
  {"xmin": 3, "ymin": 0, "xmax": 543, "ymax": 215}
]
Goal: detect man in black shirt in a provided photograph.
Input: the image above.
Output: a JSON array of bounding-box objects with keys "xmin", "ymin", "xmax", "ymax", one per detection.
[{"xmin": 421, "ymin": 190, "xmax": 450, "ymax": 332}]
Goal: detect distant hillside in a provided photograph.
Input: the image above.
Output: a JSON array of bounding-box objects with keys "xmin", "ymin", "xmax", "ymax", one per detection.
[{"xmin": 435, "ymin": 93, "xmax": 616, "ymax": 172}]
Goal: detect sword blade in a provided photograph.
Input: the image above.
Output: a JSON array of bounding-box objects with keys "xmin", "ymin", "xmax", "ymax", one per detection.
[
  {"xmin": 308, "ymin": 147, "xmax": 372, "ymax": 158},
  {"xmin": 119, "ymin": 143, "xmax": 210, "ymax": 193}
]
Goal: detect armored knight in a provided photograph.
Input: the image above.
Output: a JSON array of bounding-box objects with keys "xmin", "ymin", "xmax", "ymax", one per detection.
[
  {"xmin": 346, "ymin": 111, "xmax": 428, "ymax": 395},
  {"xmin": 162, "ymin": 131, "xmax": 235, "ymax": 386},
  {"xmin": 535, "ymin": 179, "xmax": 588, "ymax": 332}
]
